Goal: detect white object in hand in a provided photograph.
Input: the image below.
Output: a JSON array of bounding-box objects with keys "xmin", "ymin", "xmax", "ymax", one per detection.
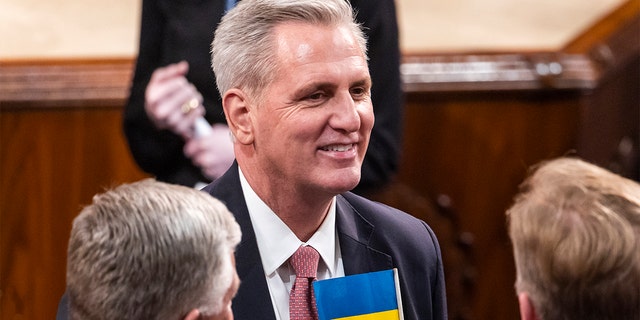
[{"xmin": 194, "ymin": 117, "xmax": 213, "ymax": 138}]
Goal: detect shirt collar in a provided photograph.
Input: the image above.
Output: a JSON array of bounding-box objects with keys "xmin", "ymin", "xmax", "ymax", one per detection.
[{"xmin": 238, "ymin": 168, "xmax": 338, "ymax": 276}]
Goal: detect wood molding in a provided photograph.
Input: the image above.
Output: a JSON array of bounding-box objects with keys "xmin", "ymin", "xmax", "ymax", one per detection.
[
  {"xmin": 401, "ymin": 53, "xmax": 599, "ymax": 92},
  {"xmin": 1, "ymin": 1, "xmax": 636, "ymax": 107},
  {"xmin": 401, "ymin": 0, "xmax": 639, "ymax": 93},
  {"xmin": 0, "ymin": 52, "xmax": 604, "ymax": 107},
  {"xmin": 564, "ymin": 0, "xmax": 640, "ymax": 53},
  {"xmin": 0, "ymin": 58, "xmax": 133, "ymax": 109}
]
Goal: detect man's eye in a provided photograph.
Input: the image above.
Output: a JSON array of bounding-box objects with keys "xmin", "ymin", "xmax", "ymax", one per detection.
[
  {"xmin": 351, "ymin": 87, "xmax": 367, "ymax": 98},
  {"xmin": 307, "ymin": 92, "xmax": 325, "ymax": 100}
]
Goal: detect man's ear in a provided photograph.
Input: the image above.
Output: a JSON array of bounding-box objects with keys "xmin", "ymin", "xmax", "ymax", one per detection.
[
  {"xmin": 183, "ymin": 309, "xmax": 200, "ymax": 320},
  {"xmin": 223, "ymin": 88, "xmax": 254, "ymax": 145},
  {"xmin": 518, "ymin": 292, "xmax": 539, "ymax": 320}
]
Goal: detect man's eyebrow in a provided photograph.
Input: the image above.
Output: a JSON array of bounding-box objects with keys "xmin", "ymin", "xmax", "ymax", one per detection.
[
  {"xmin": 292, "ymin": 77, "xmax": 371, "ymax": 97},
  {"xmin": 351, "ymin": 78, "xmax": 372, "ymax": 88},
  {"xmin": 293, "ymin": 82, "xmax": 338, "ymax": 96}
]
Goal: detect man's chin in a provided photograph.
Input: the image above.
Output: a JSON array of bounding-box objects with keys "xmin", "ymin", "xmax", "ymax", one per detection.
[{"xmin": 324, "ymin": 173, "xmax": 361, "ymax": 194}]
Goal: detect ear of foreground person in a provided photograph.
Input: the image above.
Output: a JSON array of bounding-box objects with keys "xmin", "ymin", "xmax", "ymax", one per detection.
[{"xmin": 507, "ymin": 157, "xmax": 640, "ymax": 320}]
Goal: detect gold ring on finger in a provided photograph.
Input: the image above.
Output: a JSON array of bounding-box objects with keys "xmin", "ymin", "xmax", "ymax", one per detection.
[{"xmin": 181, "ymin": 98, "xmax": 200, "ymax": 114}]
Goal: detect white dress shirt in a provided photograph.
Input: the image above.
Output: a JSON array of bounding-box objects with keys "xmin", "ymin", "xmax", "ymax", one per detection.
[{"xmin": 239, "ymin": 169, "xmax": 345, "ymax": 320}]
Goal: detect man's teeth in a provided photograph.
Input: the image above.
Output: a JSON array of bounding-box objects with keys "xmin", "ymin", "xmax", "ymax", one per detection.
[{"xmin": 322, "ymin": 144, "xmax": 352, "ymax": 152}]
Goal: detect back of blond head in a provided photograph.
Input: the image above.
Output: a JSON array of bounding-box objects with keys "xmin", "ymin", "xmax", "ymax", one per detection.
[{"xmin": 507, "ymin": 157, "xmax": 640, "ymax": 320}]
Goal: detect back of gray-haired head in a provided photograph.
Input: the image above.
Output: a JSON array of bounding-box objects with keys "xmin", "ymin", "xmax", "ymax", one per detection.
[
  {"xmin": 211, "ymin": 0, "xmax": 367, "ymax": 99},
  {"xmin": 67, "ymin": 179, "xmax": 241, "ymax": 320}
]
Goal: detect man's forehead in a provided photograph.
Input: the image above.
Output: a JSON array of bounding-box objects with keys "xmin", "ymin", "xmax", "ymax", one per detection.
[{"xmin": 272, "ymin": 22, "xmax": 364, "ymax": 62}]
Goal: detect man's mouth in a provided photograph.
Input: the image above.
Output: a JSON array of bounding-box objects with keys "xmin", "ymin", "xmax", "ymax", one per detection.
[{"xmin": 320, "ymin": 144, "xmax": 355, "ymax": 152}]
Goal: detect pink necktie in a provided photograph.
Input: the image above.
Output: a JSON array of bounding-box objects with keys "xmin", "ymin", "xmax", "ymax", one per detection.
[{"xmin": 289, "ymin": 245, "xmax": 320, "ymax": 320}]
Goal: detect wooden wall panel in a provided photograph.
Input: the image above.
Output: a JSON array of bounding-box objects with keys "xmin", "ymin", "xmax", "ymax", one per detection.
[
  {"xmin": 391, "ymin": 3, "xmax": 639, "ymax": 318},
  {"xmin": 398, "ymin": 91, "xmax": 582, "ymax": 320},
  {"xmin": 0, "ymin": 107, "xmax": 148, "ymax": 319}
]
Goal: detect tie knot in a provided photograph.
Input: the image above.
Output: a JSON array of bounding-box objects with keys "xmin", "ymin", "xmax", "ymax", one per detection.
[{"xmin": 290, "ymin": 245, "xmax": 319, "ymax": 278}]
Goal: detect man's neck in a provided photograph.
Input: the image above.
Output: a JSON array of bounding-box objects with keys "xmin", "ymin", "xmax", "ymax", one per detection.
[
  {"xmin": 239, "ymin": 165, "xmax": 335, "ymax": 241},
  {"xmin": 260, "ymin": 187, "xmax": 333, "ymax": 242}
]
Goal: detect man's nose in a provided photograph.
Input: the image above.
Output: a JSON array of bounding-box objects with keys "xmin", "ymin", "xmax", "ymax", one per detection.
[{"xmin": 329, "ymin": 92, "xmax": 361, "ymax": 133}]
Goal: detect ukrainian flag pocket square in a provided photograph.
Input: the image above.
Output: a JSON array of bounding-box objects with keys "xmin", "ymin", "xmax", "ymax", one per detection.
[{"xmin": 312, "ymin": 268, "xmax": 404, "ymax": 320}]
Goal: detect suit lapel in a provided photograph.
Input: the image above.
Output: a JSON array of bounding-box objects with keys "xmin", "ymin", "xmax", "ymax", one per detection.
[
  {"xmin": 205, "ymin": 169, "xmax": 392, "ymax": 318},
  {"xmin": 205, "ymin": 163, "xmax": 276, "ymax": 320},
  {"xmin": 335, "ymin": 195, "xmax": 393, "ymax": 275}
]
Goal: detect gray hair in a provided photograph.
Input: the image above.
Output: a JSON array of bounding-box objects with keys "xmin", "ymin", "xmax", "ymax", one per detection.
[
  {"xmin": 211, "ymin": 0, "xmax": 367, "ymax": 99},
  {"xmin": 507, "ymin": 157, "xmax": 640, "ymax": 320},
  {"xmin": 67, "ymin": 179, "xmax": 241, "ymax": 320}
]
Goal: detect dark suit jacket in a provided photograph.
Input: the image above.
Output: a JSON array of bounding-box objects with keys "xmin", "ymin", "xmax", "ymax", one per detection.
[
  {"xmin": 56, "ymin": 163, "xmax": 447, "ymax": 319},
  {"xmin": 123, "ymin": 0, "xmax": 403, "ymax": 191},
  {"xmin": 202, "ymin": 163, "xmax": 448, "ymax": 320}
]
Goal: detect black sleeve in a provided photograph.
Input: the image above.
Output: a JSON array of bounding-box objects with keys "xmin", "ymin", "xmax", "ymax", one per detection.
[
  {"xmin": 122, "ymin": 0, "xmax": 188, "ymax": 180},
  {"xmin": 122, "ymin": 0, "xmax": 226, "ymax": 186},
  {"xmin": 351, "ymin": 0, "xmax": 404, "ymax": 194}
]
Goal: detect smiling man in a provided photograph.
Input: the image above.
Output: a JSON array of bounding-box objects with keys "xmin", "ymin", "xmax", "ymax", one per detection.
[{"xmin": 204, "ymin": 1, "xmax": 447, "ymax": 319}]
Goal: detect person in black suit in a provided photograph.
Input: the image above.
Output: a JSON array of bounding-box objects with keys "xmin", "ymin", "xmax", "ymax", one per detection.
[
  {"xmin": 204, "ymin": 0, "xmax": 447, "ymax": 319},
  {"xmin": 123, "ymin": 0, "xmax": 403, "ymax": 194}
]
